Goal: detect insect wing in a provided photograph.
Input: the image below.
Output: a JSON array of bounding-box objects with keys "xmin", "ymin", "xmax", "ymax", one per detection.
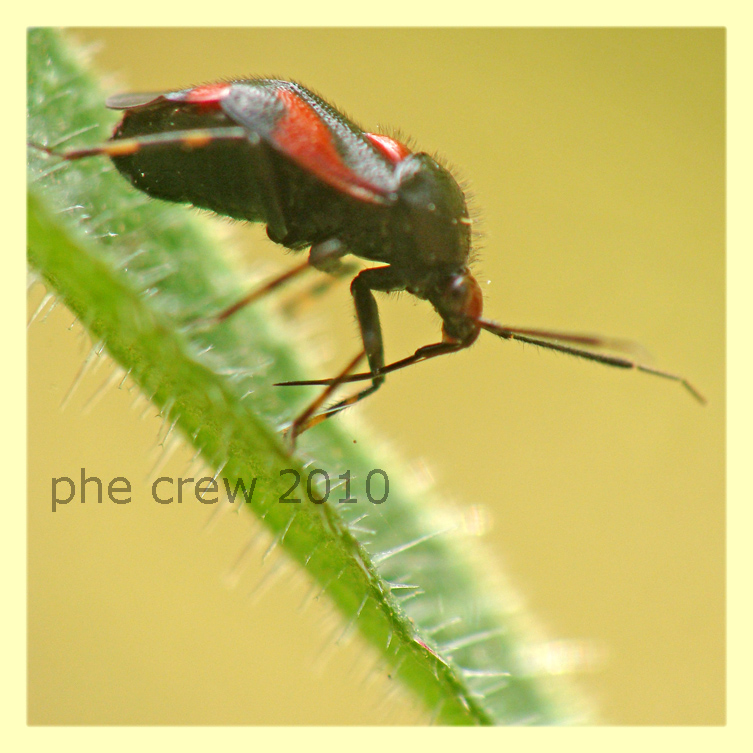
[
  {"xmin": 106, "ymin": 83, "xmax": 234, "ymax": 111},
  {"xmin": 106, "ymin": 91, "xmax": 170, "ymax": 110},
  {"xmin": 220, "ymin": 81, "xmax": 400, "ymax": 205}
]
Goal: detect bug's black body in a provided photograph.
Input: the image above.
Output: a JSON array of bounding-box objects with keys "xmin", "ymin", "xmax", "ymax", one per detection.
[
  {"xmin": 113, "ymin": 99, "xmax": 272, "ymax": 224},
  {"xmin": 111, "ymin": 81, "xmax": 472, "ymax": 285},
  {"xmin": 32, "ymin": 78, "xmax": 703, "ymax": 442}
]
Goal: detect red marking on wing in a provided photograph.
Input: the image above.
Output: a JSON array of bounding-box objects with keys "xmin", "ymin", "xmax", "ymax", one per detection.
[
  {"xmin": 364, "ymin": 133, "xmax": 412, "ymax": 165},
  {"xmin": 159, "ymin": 83, "xmax": 232, "ymax": 110},
  {"xmin": 179, "ymin": 83, "xmax": 232, "ymax": 105},
  {"xmin": 272, "ymin": 88, "xmax": 388, "ymax": 204}
]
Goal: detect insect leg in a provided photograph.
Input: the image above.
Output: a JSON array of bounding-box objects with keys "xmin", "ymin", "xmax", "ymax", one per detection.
[
  {"xmin": 287, "ymin": 266, "xmax": 404, "ymax": 441},
  {"xmin": 29, "ymin": 127, "xmax": 250, "ymax": 162},
  {"xmin": 213, "ymin": 238, "xmax": 349, "ymax": 322},
  {"xmin": 279, "ymin": 260, "xmax": 360, "ymax": 318},
  {"xmin": 212, "ymin": 258, "xmax": 312, "ymax": 322},
  {"xmin": 31, "ymin": 126, "xmax": 292, "ymax": 243},
  {"xmin": 284, "ymin": 350, "xmax": 366, "ymax": 446}
]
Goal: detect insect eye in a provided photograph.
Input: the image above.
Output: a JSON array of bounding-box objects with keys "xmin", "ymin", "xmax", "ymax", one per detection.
[
  {"xmin": 442, "ymin": 273, "xmax": 483, "ymax": 319},
  {"xmin": 448, "ymin": 276, "xmax": 466, "ymax": 299}
]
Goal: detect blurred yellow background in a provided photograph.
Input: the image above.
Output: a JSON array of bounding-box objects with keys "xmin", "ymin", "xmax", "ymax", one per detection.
[{"xmin": 28, "ymin": 28, "xmax": 724, "ymax": 724}]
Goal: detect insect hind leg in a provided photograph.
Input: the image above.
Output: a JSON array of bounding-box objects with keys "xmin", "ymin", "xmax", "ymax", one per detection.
[{"xmin": 29, "ymin": 127, "xmax": 250, "ymax": 163}]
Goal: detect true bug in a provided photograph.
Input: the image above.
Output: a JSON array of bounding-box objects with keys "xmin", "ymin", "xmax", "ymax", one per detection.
[{"xmin": 31, "ymin": 79, "xmax": 705, "ymax": 442}]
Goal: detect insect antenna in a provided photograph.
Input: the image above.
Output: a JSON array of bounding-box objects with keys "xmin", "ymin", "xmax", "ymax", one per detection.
[{"xmin": 476, "ymin": 318, "xmax": 706, "ymax": 404}]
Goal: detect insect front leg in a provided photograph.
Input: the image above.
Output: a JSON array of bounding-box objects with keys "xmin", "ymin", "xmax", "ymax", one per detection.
[{"xmin": 287, "ymin": 265, "xmax": 405, "ymax": 441}]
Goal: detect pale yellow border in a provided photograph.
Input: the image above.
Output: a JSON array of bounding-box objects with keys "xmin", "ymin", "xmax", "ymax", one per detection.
[{"xmin": 9, "ymin": 2, "xmax": 749, "ymax": 750}]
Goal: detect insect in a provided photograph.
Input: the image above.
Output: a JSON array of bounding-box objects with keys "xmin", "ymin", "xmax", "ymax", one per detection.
[{"xmin": 31, "ymin": 78, "xmax": 705, "ymax": 443}]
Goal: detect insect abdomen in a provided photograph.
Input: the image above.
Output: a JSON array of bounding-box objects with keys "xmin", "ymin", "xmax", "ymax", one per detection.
[{"xmin": 111, "ymin": 104, "xmax": 268, "ymax": 223}]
